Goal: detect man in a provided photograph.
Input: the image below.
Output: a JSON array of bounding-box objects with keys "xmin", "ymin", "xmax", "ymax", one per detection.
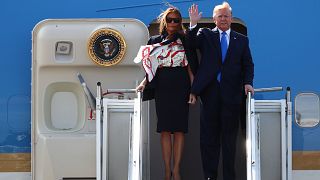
[{"xmin": 188, "ymin": 2, "xmax": 254, "ymax": 180}]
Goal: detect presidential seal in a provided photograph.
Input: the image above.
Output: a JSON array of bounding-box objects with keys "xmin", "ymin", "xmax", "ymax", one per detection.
[{"xmin": 88, "ymin": 28, "xmax": 126, "ymax": 66}]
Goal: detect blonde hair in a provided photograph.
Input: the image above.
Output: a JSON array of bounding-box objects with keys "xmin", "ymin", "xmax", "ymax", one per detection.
[
  {"xmin": 213, "ymin": 1, "xmax": 232, "ymax": 18},
  {"xmin": 158, "ymin": 6, "xmax": 185, "ymax": 35}
]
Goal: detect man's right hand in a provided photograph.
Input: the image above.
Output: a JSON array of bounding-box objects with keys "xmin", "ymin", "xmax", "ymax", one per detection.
[{"xmin": 189, "ymin": 4, "xmax": 202, "ymax": 27}]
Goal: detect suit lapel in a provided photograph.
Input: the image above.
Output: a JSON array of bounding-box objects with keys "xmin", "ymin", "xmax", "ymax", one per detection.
[
  {"xmin": 224, "ymin": 30, "xmax": 236, "ymax": 63},
  {"xmin": 212, "ymin": 27, "xmax": 222, "ymax": 65},
  {"xmin": 211, "ymin": 28, "xmax": 222, "ymax": 62},
  {"xmin": 212, "ymin": 28, "xmax": 221, "ymax": 48}
]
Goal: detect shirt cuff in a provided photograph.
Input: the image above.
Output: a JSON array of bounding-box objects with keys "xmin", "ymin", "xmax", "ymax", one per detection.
[{"xmin": 189, "ymin": 24, "xmax": 197, "ymax": 30}]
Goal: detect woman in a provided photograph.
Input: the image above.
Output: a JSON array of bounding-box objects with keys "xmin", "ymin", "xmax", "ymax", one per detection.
[{"xmin": 136, "ymin": 6, "xmax": 198, "ymax": 180}]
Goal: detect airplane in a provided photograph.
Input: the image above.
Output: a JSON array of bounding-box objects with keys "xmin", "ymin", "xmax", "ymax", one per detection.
[{"xmin": 1, "ymin": 0, "xmax": 320, "ymax": 179}]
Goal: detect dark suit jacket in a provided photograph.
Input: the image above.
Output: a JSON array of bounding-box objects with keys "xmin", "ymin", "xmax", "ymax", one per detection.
[
  {"xmin": 142, "ymin": 33, "xmax": 199, "ymax": 101},
  {"xmin": 188, "ymin": 27, "xmax": 254, "ymax": 104}
]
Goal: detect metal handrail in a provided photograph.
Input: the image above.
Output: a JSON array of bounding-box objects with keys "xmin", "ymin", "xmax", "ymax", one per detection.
[
  {"xmin": 96, "ymin": 83, "xmax": 143, "ymax": 180},
  {"xmin": 254, "ymin": 87, "xmax": 283, "ymax": 93},
  {"xmin": 106, "ymin": 89, "xmax": 136, "ymax": 93},
  {"xmin": 246, "ymin": 91, "xmax": 252, "ymax": 180}
]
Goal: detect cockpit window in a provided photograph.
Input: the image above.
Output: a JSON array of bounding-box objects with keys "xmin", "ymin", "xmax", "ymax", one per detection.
[{"xmin": 295, "ymin": 93, "xmax": 320, "ymax": 127}]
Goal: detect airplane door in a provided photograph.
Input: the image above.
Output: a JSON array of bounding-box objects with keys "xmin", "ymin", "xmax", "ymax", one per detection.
[
  {"xmin": 32, "ymin": 19, "xmax": 149, "ymax": 180},
  {"xmin": 246, "ymin": 88, "xmax": 292, "ymax": 180}
]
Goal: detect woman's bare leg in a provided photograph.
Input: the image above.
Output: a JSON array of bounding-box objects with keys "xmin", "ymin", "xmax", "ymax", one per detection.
[
  {"xmin": 161, "ymin": 132, "xmax": 172, "ymax": 180},
  {"xmin": 172, "ymin": 132, "xmax": 184, "ymax": 180}
]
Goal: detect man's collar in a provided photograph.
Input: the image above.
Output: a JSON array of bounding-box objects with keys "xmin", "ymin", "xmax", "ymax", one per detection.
[{"xmin": 217, "ymin": 28, "xmax": 231, "ymax": 36}]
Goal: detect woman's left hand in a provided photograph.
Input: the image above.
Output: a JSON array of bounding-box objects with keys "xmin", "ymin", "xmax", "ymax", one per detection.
[{"xmin": 188, "ymin": 93, "xmax": 197, "ymax": 104}]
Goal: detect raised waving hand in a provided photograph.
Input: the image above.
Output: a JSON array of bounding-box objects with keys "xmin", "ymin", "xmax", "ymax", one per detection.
[{"xmin": 189, "ymin": 4, "xmax": 202, "ymax": 27}]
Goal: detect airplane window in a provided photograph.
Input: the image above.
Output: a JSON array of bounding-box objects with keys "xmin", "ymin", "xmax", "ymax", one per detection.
[{"xmin": 295, "ymin": 93, "xmax": 320, "ymax": 127}]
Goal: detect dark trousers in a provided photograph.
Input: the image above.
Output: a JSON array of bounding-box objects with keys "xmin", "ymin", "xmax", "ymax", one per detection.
[{"xmin": 200, "ymin": 84, "xmax": 241, "ymax": 180}]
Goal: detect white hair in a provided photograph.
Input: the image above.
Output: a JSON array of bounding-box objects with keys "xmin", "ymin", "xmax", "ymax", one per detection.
[{"xmin": 213, "ymin": 1, "xmax": 232, "ymax": 18}]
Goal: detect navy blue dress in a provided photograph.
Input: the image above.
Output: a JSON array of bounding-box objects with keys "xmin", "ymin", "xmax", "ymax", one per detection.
[{"xmin": 155, "ymin": 66, "xmax": 190, "ymax": 133}]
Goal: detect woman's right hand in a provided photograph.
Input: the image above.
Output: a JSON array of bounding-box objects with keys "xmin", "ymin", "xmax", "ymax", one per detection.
[
  {"xmin": 136, "ymin": 77, "xmax": 147, "ymax": 92},
  {"xmin": 136, "ymin": 84, "xmax": 145, "ymax": 92}
]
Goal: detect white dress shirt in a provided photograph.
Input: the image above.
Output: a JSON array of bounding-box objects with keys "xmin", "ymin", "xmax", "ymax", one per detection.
[{"xmin": 218, "ymin": 28, "xmax": 231, "ymax": 47}]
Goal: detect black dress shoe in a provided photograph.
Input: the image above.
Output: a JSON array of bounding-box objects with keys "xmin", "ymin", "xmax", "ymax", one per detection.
[{"xmin": 206, "ymin": 178, "xmax": 214, "ymax": 180}]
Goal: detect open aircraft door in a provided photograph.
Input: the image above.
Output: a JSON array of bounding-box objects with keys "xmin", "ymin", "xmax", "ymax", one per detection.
[
  {"xmin": 32, "ymin": 19, "xmax": 149, "ymax": 180},
  {"xmin": 246, "ymin": 87, "xmax": 292, "ymax": 180}
]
